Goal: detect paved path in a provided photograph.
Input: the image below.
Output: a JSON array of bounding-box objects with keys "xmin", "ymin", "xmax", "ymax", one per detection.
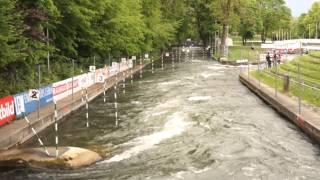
[{"xmin": 240, "ymin": 73, "xmax": 320, "ymax": 143}]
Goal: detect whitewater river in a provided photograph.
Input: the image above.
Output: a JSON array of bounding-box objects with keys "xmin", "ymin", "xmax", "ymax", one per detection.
[{"xmin": 3, "ymin": 51, "xmax": 320, "ymax": 179}]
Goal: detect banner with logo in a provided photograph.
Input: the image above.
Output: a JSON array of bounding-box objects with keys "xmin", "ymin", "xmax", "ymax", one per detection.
[
  {"xmin": 0, "ymin": 96, "xmax": 15, "ymax": 126},
  {"xmin": 109, "ymin": 62, "xmax": 119, "ymax": 76},
  {"xmin": 104, "ymin": 66, "xmax": 110, "ymax": 79},
  {"xmin": 120, "ymin": 59, "xmax": 129, "ymax": 72},
  {"xmin": 128, "ymin": 59, "xmax": 133, "ymax": 68},
  {"xmin": 13, "ymin": 85, "xmax": 53, "ymax": 118},
  {"xmin": 53, "ymin": 77, "xmax": 80, "ymax": 101},
  {"xmin": 95, "ymin": 68, "xmax": 105, "ymax": 83}
]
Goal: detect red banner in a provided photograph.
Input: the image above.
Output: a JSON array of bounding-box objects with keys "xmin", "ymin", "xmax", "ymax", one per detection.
[{"xmin": 0, "ymin": 96, "xmax": 15, "ymax": 126}]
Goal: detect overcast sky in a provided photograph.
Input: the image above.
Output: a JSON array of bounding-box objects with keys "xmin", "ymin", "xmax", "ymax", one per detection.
[{"xmin": 285, "ymin": 0, "xmax": 320, "ymax": 17}]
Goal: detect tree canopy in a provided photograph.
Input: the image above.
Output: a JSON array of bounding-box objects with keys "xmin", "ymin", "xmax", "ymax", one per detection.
[{"xmin": 0, "ymin": 0, "xmax": 296, "ymax": 96}]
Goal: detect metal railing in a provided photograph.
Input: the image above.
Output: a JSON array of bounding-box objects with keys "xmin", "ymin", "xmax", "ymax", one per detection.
[{"xmin": 245, "ymin": 61, "xmax": 320, "ymax": 114}]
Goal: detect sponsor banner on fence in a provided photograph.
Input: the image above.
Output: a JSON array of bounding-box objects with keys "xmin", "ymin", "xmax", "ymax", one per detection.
[
  {"xmin": 53, "ymin": 77, "xmax": 80, "ymax": 101},
  {"xmin": 104, "ymin": 66, "xmax": 110, "ymax": 79},
  {"xmin": 0, "ymin": 96, "xmax": 15, "ymax": 126},
  {"xmin": 14, "ymin": 85, "xmax": 53, "ymax": 118},
  {"xmin": 128, "ymin": 59, "xmax": 133, "ymax": 68},
  {"xmin": 95, "ymin": 68, "xmax": 105, "ymax": 83},
  {"xmin": 109, "ymin": 62, "xmax": 119, "ymax": 76},
  {"xmin": 120, "ymin": 59, "xmax": 129, "ymax": 72}
]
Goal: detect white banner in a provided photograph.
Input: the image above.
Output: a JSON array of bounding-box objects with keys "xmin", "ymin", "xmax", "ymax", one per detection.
[
  {"xmin": 95, "ymin": 69, "xmax": 105, "ymax": 83},
  {"xmin": 53, "ymin": 77, "xmax": 81, "ymax": 101},
  {"xmin": 109, "ymin": 62, "xmax": 119, "ymax": 76},
  {"xmin": 128, "ymin": 59, "xmax": 133, "ymax": 68}
]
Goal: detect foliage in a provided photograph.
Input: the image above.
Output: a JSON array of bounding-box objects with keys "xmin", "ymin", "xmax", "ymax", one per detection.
[
  {"xmin": 0, "ymin": 0, "xmax": 183, "ymax": 96},
  {"xmin": 294, "ymin": 2, "xmax": 320, "ymax": 38},
  {"xmin": 0, "ymin": 0, "xmax": 295, "ymax": 96}
]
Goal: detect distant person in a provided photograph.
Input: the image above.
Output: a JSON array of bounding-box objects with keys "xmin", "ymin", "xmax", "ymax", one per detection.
[
  {"xmin": 273, "ymin": 51, "xmax": 277, "ymax": 66},
  {"xmin": 266, "ymin": 52, "xmax": 271, "ymax": 68}
]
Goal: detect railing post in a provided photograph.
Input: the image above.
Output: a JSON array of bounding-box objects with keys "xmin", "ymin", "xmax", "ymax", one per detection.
[
  {"xmin": 275, "ymin": 63, "xmax": 278, "ymax": 97},
  {"xmin": 283, "ymin": 75, "xmax": 290, "ymax": 93},
  {"xmin": 298, "ymin": 63, "xmax": 301, "ymax": 115}
]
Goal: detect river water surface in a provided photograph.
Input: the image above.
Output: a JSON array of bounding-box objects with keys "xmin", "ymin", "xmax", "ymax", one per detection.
[{"xmin": 3, "ymin": 50, "xmax": 320, "ymax": 179}]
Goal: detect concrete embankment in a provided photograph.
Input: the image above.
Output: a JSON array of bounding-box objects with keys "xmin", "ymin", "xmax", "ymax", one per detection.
[
  {"xmin": 239, "ymin": 74, "xmax": 320, "ymax": 144},
  {"xmin": 0, "ymin": 65, "xmax": 147, "ymax": 150}
]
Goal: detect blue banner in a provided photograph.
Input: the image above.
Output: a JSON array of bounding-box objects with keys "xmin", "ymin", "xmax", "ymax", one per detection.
[{"xmin": 14, "ymin": 85, "xmax": 53, "ymax": 118}]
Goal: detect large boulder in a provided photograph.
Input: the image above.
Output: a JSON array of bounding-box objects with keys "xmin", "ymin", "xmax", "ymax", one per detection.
[{"xmin": 0, "ymin": 147, "xmax": 102, "ymax": 169}]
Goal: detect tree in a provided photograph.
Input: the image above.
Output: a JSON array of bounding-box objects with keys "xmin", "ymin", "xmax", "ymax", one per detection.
[
  {"xmin": 211, "ymin": 0, "xmax": 243, "ymax": 57},
  {"xmin": 257, "ymin": 0, "xmax": 291, "ymax": 42},
  {"xmin": 0, "ymin": 0, "xmax": 27, "ymax": 96}
]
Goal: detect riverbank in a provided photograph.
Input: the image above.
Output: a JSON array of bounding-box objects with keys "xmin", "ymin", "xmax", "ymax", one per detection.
[
  {"xmin": 0, "ymin": 64, "xmax": 147, "ymax": 150},
  {"xmin": 239, "ymin": 73, "xmax": 320, "ymax": 144}
]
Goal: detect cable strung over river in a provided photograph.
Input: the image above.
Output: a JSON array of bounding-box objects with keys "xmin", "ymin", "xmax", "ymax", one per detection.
[{"xmin": 3, "ymin": 50, "xmax": 320, "ymax": 180}]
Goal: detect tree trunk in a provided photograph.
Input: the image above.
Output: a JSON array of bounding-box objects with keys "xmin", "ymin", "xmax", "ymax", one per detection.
[{"xmin": 220, "ymin": 24, "xmax": 229, "ymax": 58}]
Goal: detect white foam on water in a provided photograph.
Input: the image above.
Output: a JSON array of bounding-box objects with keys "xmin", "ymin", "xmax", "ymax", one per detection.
[
  {"xmin": 184, "ymin": 76, "xmax": 195, "ymax": 80},
  {"xmin": 157, "ymin": 99, "xmax": 180, "ymax": 109},
  {"xmin": 152, "ymin": 111, "xmax": 167, "ymax": 117},
  {"xmin": 191, "ymin": 60, "xmax": 203, "ymax": 63},
  {"xmin": 101, "ymin": 113, "xmax": 192, "ymax": 163},
  {"xmin": 200, "ymin": 73, "xmax": 222, "ymax": 78},
  {"xmin": 131, "ymin": 101, "xmax": 142, "ymax": 105},
  {"xmin": 172, "ymin": 167, "xmax": 211, "ymax": 179},
  {"xmin": 159, "ymin": 80, "xmax": 181, "ymax": 86},
  {"xmin": 199, "ymin": 122, "xmax": 211, "ymax": 130},
  {"xmin": 188, "ymin": 96, "xmax": 211, "ymax": 102},
  {"xmin": 191, "ymin": 166, "xmax": 211, "ymax": 174},
  {"xmin": 207, "ymin": 66, "xmax": 227, "ymax": 70}
]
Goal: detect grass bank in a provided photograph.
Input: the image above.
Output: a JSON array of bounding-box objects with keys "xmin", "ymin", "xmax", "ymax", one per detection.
[
  {"xmin": 250, "ymin": 51, "xmax": 320, "ymax": 107},
  {"xmin": 228, "ymin": 46, "xmax": 265, "ymax": 62}
]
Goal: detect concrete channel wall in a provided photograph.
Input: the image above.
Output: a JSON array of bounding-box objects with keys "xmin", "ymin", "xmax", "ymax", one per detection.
[
  {"xmin": 0, "ymin": 65, "xmax": 147, "ymax": 150},
  {"xmin": 239, "ymin": 74, "xmax": 320, "ymax": 144}
]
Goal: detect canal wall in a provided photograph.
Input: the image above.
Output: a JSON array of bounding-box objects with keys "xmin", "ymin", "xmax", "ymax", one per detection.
[
  {"xmin": 0, "ymin": 65, "xmax": 147, "ymax": 150},
  {"xmin": 239, "ymin": 74, "xmax": 320, "ymax": 144}
]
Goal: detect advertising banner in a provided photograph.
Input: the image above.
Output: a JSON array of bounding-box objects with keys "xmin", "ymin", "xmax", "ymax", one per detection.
[
  {"xmin": 14, "ymin": 85, "xmax": 53, "ymax": 118},
  {"xmin": 104, "ymin": 66, "xmax": 110, "ymax": 79},
  {"xmin": 128, "ymin": 59, "xmax": 133, "ymax": 68},
  {"xmin": 77, "ymin": 72, "xmax": 95, "ymax": 90},
  {"xmin": 53, "ymin": 78, "xmax": 80, "ymax": 101},
  {"xmin": 120, "ymin": 59, "xmax": 128, "ymax": 72},
  {"xmin": 0, "ymin": 96, "xmax": 15, "ymax": 126},
  {"xmin": 95, "ymin": 69, "xmax": 105, "ymax": 83},
  {"xmin": 109, "ymin": 62, "xmax": 119, "ymax": 76}
]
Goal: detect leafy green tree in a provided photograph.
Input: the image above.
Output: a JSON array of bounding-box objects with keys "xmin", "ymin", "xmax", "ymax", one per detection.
[{"xmin": 0, "ymin": 0, "xmax": 27, "ymax": 96}]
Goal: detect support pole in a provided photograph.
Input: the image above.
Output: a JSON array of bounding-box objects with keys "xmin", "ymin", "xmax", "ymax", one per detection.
[
  {"xmin": 37, "ymin": 65, "xmax": 41, "ymax": 123},
  {"xmin": 24, "ymin": 116, "xmax": 50, "ymax": 156},
  {"xmin": 103, "ymin": 81, "xmax": 106, "ymax": 103},
  {"xmin": 86, "ymin": 88, "xmax": 89, "ymax": 128},
  {"xmin": 298, "ymin": 63, "xmax": 301, "ymax": 115},
  {"xmin": 123, "ymin": 72, "xmax": 126, "ymax": 94},
  {"xmin": 275, "ymin": 63, "xmax": 278, "ymax": 97},
  {"xmin": 114, "ymin": 75, "xmax": 118, "ymax": 127},
  {"xmin": 130, "ymin": 68, "xmax": 133, "ymax": 84},
  {"xmin": 161, "ymin": 53, "xmax": 164, "ymax": 70},
  {"xmin": 140, "ymin": 55, "xmax": 143, "ymax": 79},
  {"xmin": 152, "ymin": 56, "xmax": 154, "ymax": 74},
  {"xmin": 47, "ymin": 28, "xmax": 50, "ymax": 72},
  {"xmin": 54, "ymin": 101, "xmax": 59, "ymax": 157},
  {"xmin": 172, "ymin": 50, "xmax": 175, "ymax": 70}
]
